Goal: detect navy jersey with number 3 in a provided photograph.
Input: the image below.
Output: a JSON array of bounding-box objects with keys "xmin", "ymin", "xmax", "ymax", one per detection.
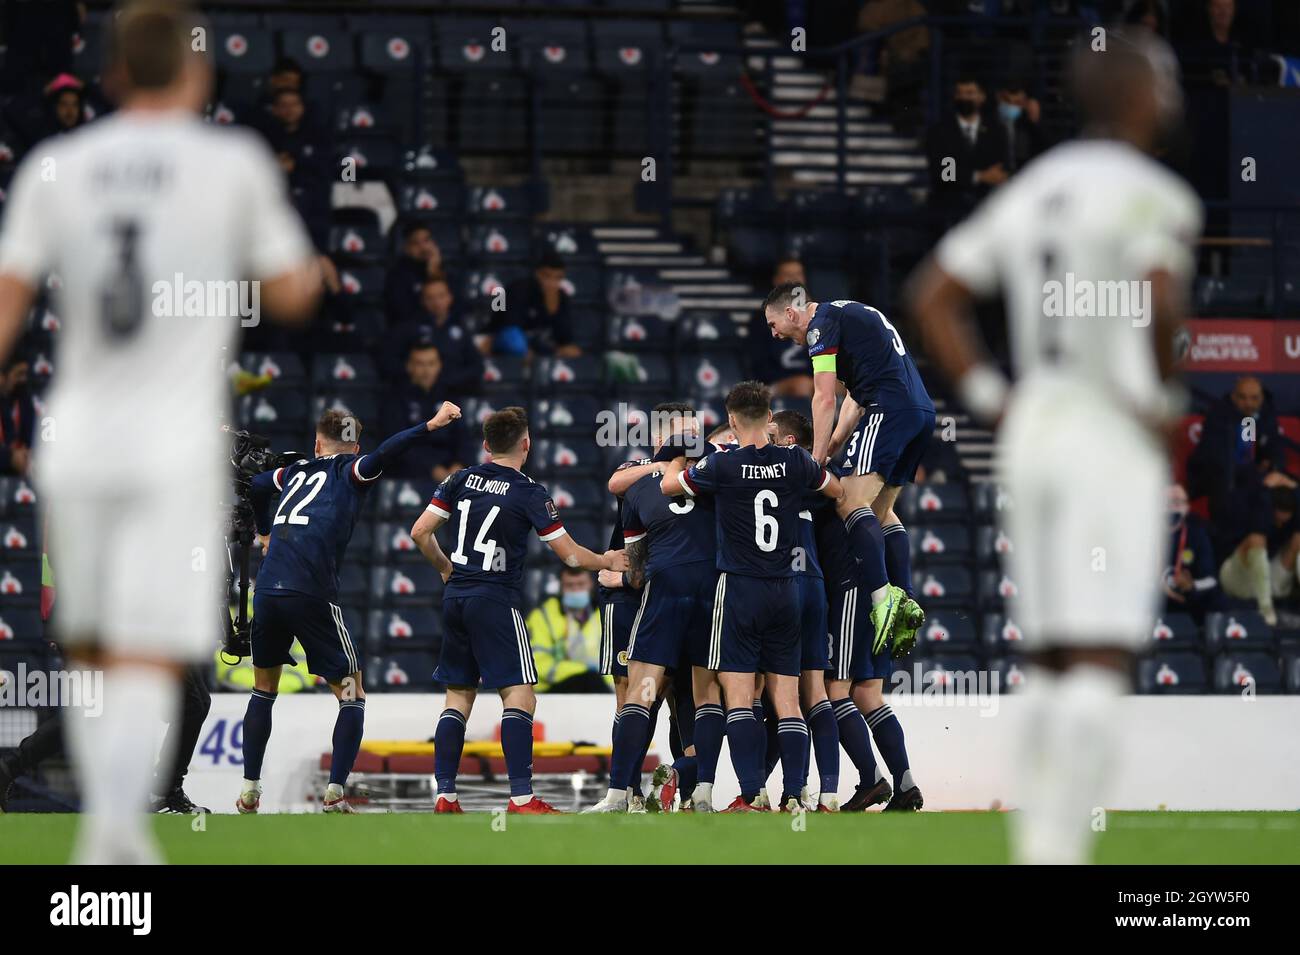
[
  {"xmin": 428, "ymin": 461, "xmax": 565, "ymax": 603},
  {"xmin": 678, "ymin": 444, "xmax": 829, "ymax": 577},
  {"xmin": 257, "ymin": 454, "xmax": 377, "ymax": 600},
  {"xmin": 805, "ymin": 300, "xmax": 933, "ymax": 412}
]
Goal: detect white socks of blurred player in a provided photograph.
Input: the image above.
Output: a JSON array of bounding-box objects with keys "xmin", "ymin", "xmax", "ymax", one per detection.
[
  {"xmin": 1011, "ymin": 664, "xmax": 1125, "ymax": 865},
  {"xmin": 66, "ymin": 663, "xmax": 178, "ymax": 865}
]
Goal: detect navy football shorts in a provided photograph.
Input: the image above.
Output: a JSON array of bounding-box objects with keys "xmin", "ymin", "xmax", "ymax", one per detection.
[
  {"xmin": 600, "ymin": 595, "xmax": 638, "ymax": 678},
  {"xmin": 795, "ymin": 574, "xmax": 831, "ymax": 672},
  {"xmin": 251, "ymin": 590, "xmax": 359, "ymax": 683},
  {"xmin": 436, "ymin": 594, "xmax": 536, "ymax": 690},
  {"xmin": 709, "ymin": 573, "xmax": 800, "ymax": 677},
  {"xmin": 840, "ymin": 406, "xmax": 935, "ymax": 486},
  {"xmin": 827, "ymin": 584, "xmax": 893, "ymax": 683},
  {"xmin": 626, "ymin": 561, "xmax": 718, "ymax": 670}
]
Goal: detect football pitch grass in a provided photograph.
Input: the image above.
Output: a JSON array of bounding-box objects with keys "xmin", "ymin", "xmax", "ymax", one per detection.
[{"xmin": 2, "ymin": 811, "xmax": 1297, "ymax": 864}]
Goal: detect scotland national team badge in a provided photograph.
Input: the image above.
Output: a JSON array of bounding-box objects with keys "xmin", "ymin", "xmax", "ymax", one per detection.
[
  {"xmin": 808, "ymin": 328, "xmax": 821, "ymax": 346},
  {"xmin": 617, "ymin": 651, "xmax": 629, "ymax": 666},
  {"xmin": 546, "ymin": 498, "xmax": 560, "ymax": 522}
]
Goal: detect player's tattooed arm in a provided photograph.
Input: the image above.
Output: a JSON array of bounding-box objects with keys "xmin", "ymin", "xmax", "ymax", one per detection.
[
  {"xmin": 410, "ymin": 509, "xmax": 453, "ymax": 583},
  {"xmin": 624, "ymin": 537, "xmax": 648, "ymax": 590},
  {"xmin": 548, "ymin": 533, "xmax": 631, "ymax": 573}
]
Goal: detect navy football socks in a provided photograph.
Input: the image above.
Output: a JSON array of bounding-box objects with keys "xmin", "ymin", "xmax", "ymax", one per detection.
[
  {"xmin": 500, "ymin": 707, "xmax": 535, "ymax": 797},
  {"xmin": 725, "ymin": 707, "xmax": 765, "ymax": 801},
  {"xmin": 806, "ymin": 699, "xmax": 840, "ymax": 794},
  {"xmin": 693, "ymin": 703, "xmax": 725, "ymax": 786},
  {"xmin": 833, "ymin": 697, "xmax": 878, "ymax": 785},
  {"xmin": 329, "ymin": 698, "xmax": 365, "ymax": 786},
  {"xmin": 241, "ymin": 689, "xmax": 276, "ymax": 781},
  {"xmin": 776, "ymin": 717, "xmax": 810, "ymax": 804},
  {"xmin": 843, "ymin": 507, "xmax": 890, "ymax": 594},
  {"xmin": 882, "ymin": 523, "xmax": 914, "ymax": 596},
  {"xmin": 433, "ymin": 708, "xmax": 467, "ymax": 795},
  {"xmin": 865, "ymin": 704, "xmax": 911, "ymax": 790}
]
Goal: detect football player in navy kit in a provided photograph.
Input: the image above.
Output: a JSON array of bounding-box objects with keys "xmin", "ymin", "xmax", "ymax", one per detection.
[
  {"xmin": 660, "ymin": 382, "xmax": 843, "ymax": 812},
  {"xmin": 764, "ymin": 289, "xmax": 931, "ymax": 661},
  {"xmin": 238, "ymin": 402, "xmax": 462, "ymax": 814},
  {"xmin": 409, "ymin": 407, "xmax": 627, "ymax": 814}
]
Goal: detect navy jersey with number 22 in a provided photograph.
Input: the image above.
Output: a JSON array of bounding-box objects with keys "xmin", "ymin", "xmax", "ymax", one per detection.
[
  {"xmin": 678, "ymin": 444, "xmax": 829, "ymax": 577},
  {"xmin": 428, "ymin": 461, "xmax": 565, "ymax": 603},
  {"xmin": 255, "ymin": 454, "xmax": 377, "ymax": 601}
]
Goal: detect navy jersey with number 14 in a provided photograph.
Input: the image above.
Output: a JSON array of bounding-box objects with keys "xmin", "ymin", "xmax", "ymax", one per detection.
[{"xmin": 427, "ymin": 461, "xmax": 566, "ymax": 603}]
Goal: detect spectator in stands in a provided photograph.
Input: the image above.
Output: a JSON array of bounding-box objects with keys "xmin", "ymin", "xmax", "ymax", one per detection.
[
  {"xmin": 1125, "ymin": 0, "xmax": 1170, "ymax": 36},
  {"xmin": 926, "ymin": 76, "xmax": 1006, "ymax": 224},
  {"xmin": 1219, "ymin": 486, "xmax": 1300, "ymax": 626},
  {"xmin": 993, "ymin": 79, "xmax": 1048, "ymax": 173},
  {"xmin": 257, "ymin": 87, "xmax": 331, "ymax": 250},
  {"xmin": 1179, "ymin": 0, "xmax": 1247, "ymax": 86},
  {"xmin": 1163, "ymin": 482, "xmax": 1222, "ymax": 622},
  {"xmin": 268, "ymin": 57, "xmax": 305, "ymax": 96},
  {"xmin": 492, "ymin": 251, "xmax": 579, "ymax": 358},
  {"xmin": 0, "ymin": 358, "xmax": 35, "ymax": 476},
  {"xmin": 381, "ymin": 277, "xmax": 482, "ymax": 394},
  {"xmin": 747, "ymin": 257, "xmax": 813, "ymax": 398},
  {"xmin": 378, "ymin": 340, "xmax": 472, "ymax": 482},
  {"xmin": 1189, "ymin": 376, "xmax": 1297, "ymax": 624},
  {"xmin": 526, "ymin": 567, "xmax": 609, "ymax": 693},
  {"xmin": 384, "ymin": 222, "xmax": 447, "ymax": 327},
  {"xmin": 43, "ymin": 74, "xmax": 87, "ymax": 138}
]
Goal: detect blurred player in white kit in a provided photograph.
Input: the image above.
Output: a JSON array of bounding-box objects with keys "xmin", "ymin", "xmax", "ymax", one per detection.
[
  {"xmin": 908, "ymin": 29, "xmax": 1201, "ymax": 863},
  {"xmin": 0, "ymin": 1, "xmax": 320, "ymax": 862}
]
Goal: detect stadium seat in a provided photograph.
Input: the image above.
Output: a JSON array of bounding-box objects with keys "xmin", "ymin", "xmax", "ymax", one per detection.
[
  {"xmin": 678, "ymin": 353, "xmax": 743, "ymax": 399},
  {"xmin": 972, "ymin": 483, "xmax": 1014, "ymax": 522},
  {"xmin": 560, "ymin": 265, "xmax": 603, "ymax": 306},
  {"xmin": 215, "ymin": 25, "xmax": 275, "ymax": 74},
  {"xmin": 1205, "ymin": 611, "xmax": 1274, "ymax": 651},
  {"xmin": 543, "ymin": 478, "xmax": 604, "ymax": 518},
  {"xmin": 397, "ymin": 181, "xmax": 466, "ymax": 219},
  {"xmin": 608, "ymin": 315, "xmax": 673, "ymax": 352},
  {"xmin": 371, "ymin": 563, "xmax": 445, "ymax": 607},
  {"xmin": 479, "ymin": 355, "xmax": 530, "ymax": 395},
  {"xmin": 530, "ymin": 438, "xmax": 604, "ymax": 477},
  {"xmin": 367, "ymin": 607, "xmax": 443, "ymax": 652},
  {"xmin": 329, "ymin": 222, "xmax": 386, "ymax": 263},
  {"xmin": 458, "ymin": 76, "xmax": 529, "ymax": 152},
  {"xmin": 0, "ymin": 479, "xmax": 38, "ymax": 519},
  {"xmin": 240, "ymin": 352, "xmax": 307, "ymax": 388},
  {"xmin": 973, "ymin": 524, "xmax": 1015, "ymax": 559},
  {"xmin": 462, "ymin": 267, "xmax": 527, "ymax": 307},
  {"xmin": 539, "ymin": 225, "xmax": 600, "ymax": 263},
  {"xmin": 1137, "ymin": 652, "xmax": 1208, "ymax": 694},
  {"xmin": 1213, "ymin": 650, "xmax": 1283, "ymax": 695},
  {"xmin": 280, "ymin": 28, "xmax": 355, "ymax": 72},
  {"xmin": 312, "ymin": 353, "xmax": 379, "ymax": 390},
  {"xmin": 371, "ymin": 521, "xmax": 426, "ymax": 564},
  {"xmin": 366, "ymin": 651, "xmax": 438, "ymax": 691},
  {"xmin": 336, "ymin": 264, "xmax": 387, "ymax": 302},
  {"xmin": 374, "ymin": 479, "xmax": 438, "ymax": 521},
  {"xmin": 1149, "ymin": 613, "xmax": 1201, "ymax": 650},
  {"xmin": 676, "ymin": 311, "xmax": 742, "ymax": 350},
  {"xmin": 0, "ymin": 514, "xmax": 38, "ymax": 561},
  {"xmin": 1284, "ymin": 652, "xmax": 1300, "ymax": 693},
  {"xmin": 359, "ymin": 30, "xmax": 428, "ymax": 74},
  {"xmin": 436, "ymin": 19, "xmax": 515, "ymax": 73},
  {"xmin": 0, "ymin": 607, "xmax": 44, "ymax": 645},
  {"xmin": 238, "ymin": 388, "xmax": 312, "ymax": 441},
  {"xmin": 337, "ymin": 139, "xmax": 401, "ymax": 178},
  {"xmin": 533, "ymin": 396, "xmax": 604, "ymax": 436},
  {"xmin": 978, "ymin": 569, "xmax": 1020, "ymax": 608},
  {"xmin": 981, "ymin": 612, "xmax": 1030, "ymax": 653},
  {"xmin": 912, "ymin": 566, "xmax": 973, "ymax": 609},
  {"xmin": 916, "ymin": 610, "xmax": 979, "ymax": 650},
  {"xmin": 534, "ymin": 355, "xmax": 605, "ymax": 394},
  {"xmin": 897, "ymin": 483, "xmax": 971, "ymax": 522},
  {"xmin": 466, "ymin": 223, "xmax": 532, "ymax": 262},
  {"xmin": 912, "ymin": 654, "xmax": 983, "ymax": 693},
  {"xmin": 910, "ymin": 523, "xmax": 972, "ymax": 562},
  {"xmin": 987, "ymin": 656, "xmax": 1030, "ymax": 692}
]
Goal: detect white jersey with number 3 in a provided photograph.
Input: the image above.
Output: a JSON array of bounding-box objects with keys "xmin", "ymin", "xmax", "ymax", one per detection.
[
  {"xmin": 0, "ymin": 110, "xmax": 312, "ymax": 482},
  {"xmin": 935, "ymin": 138, "xmax": 1202, "ymax": 416}
]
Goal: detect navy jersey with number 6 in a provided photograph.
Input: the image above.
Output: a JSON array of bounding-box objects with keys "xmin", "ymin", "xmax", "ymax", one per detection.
[
  {"xmin": 805, "ymin": 300, "xmax": 933, "ymax": 412},
  {"xmin": 256, "ymin": 454, "xmax": 376, "ymax": 601},
  {"xmin": 427, "ymin": 461, "xmax": 565, "ymax": 604},
  {"xmin": 678, "ymin": 444, "xmax": 829, "ymax": 577}
]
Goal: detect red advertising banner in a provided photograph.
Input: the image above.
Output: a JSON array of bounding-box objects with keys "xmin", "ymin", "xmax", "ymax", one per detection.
[{"xmin": 1182, "ymin": 319, "xmax": 1300, "ymax": 372}]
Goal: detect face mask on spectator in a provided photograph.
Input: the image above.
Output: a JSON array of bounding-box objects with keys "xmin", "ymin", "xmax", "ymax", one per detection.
[
  {"xmin": 999, "ymin": 102, "xmax": 1023, "ymax": 123},
  {"xmin": 562, "ymin": 591, "xmax": 591, "ymax": 612}
]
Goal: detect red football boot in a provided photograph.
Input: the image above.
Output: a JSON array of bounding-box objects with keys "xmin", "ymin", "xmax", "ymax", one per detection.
[
  {"xmin": 725, "ymin": 796, "xmax": 760, "ymax": 813},
  {"xmin": 507, "ymin": 795, "xmax": 562, "ymax": 814},
  {"xmin": 434, "ymin": 796, "xmax": 464, "ymax": 814}
]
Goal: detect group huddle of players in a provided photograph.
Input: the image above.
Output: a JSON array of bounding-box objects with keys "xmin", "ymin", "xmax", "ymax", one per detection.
[{"xmin": 234, "ymin": 292, "xmax": 936, "ymax": 815}]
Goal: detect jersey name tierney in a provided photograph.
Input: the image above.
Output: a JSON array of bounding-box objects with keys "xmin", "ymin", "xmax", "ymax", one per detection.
[{"xmin": 741, "ymin": 462, "xmax": 787, "ymax": 480}]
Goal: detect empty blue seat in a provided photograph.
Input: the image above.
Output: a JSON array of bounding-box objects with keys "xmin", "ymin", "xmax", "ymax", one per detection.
[
  {"xmin": 531, "ymin": 438, "xmax": 604, "ymax": 477},
  {"xmin": 366, "ymin": 651, "xmax": 437, "ymax": 691},
  {"xmin": 911, "ymin": 523, "xmax": 971, "ymax": 561},
  {"xmin": 240, "ymin": 352, "xmax": 307, "ymax": 387},
  {"xmin": 0, "ymin": 514, "xmax": 38, "ymax": 560},
  {"xmin": 312, "ymin": 353, "xmax": 379, "ymax": 389},
  {"xmin": 913, "ymin": 565, "xmax": 973, "ymax": 608},
  {"xmin": 0, "ymin": 607, "xmax": 43, "ymax": 644},
  {"xmin": 978, "ymin": 569, "xmax": 1019, "ymax": 607},
  {"xmin": 534, "ymin": 355, "xmax": 604, "ymax": 394},
  {"xmin": 897, "ymin": 483, "xmax": 971, "ymax": 521},
  {"xmin": 609, "ymin": 315, "xmax": 673, "ymax": 352},
  {"xmin": 436, "ymin": 20, "xmax": 514, "ymax": 72},
  {"xmin": 462, "ymin": 267, "xmax": 527, "ymax": 307},
  {"xmin": 215, "ymin": 25, "xmax": 274, "ymax": 74},
  {"xmin": 677, "ymin": 311, "xmax": 742, "ymax": 349},
  {"xmin": 543, "ymin": 478, "xmax": 604, "ymax": 518},
  {"xmin": 239, "ymin": 387, "xmax": 311, "ymax": 435},
  {"xmin": 539, "ymin": 225, "xmax": 600, "ymax": 263},
  {"xmin": 1149, "ymin": 612, "xmax": 1200, "ymax": 649},
  {"xmin": 314, "ymin": 393, "xmax": 378, "ymax": 429},
  {"xmin": 981, "ymin": 612, "xmax": 1030, "ymax": 652},
  {"xmin": 466, "ymin": 223, "xmax": 531, "ymax": 261},
  {"xmin": 1205, "ymin": 610, "xmax": 1274, "ymax": 650},
  {"xmin": 372, "ymin": 563, "xmax": 444, "ymax": 606},
  {"xmin": 337, "ymin": 138, "xmax": 400, "ymax": 177},
  {"xmin": 987, "ymin": 656, "xmax": 1030, "ymax": 692},
  {"xmin": 973, "ymin": 524, "xmax": 1015, "ymax": 558},
  {"xmin": 972, "ymin": 482, "xmax": 1014, "ymax": 521},
  {"xmin": 467, "ymin": 185, "xmax": 536, "ymax": 219},
  {"xmin": 359, "ymin": 31, "xmax": 426, "ymax": 73},
  {"xmin": 1213, "ymin": 650, "xmax": 1282, "ymax": 694},
  {"xmin": 561, "ymin": 265, "xmax": 603, "ymax": 305},
  {"xmin": 0, "ymin": 479, "xmax": 39, "ymax": 518},
  {"xmin": 917, "ymin": 610, "xmax": 978, "ymax": 650},
  {"xmin": 336, "ymin": 264, "xmax": 386, "ymax": 301},
  {"xmin": 397, "ymin": 181, "xmax": 466, "ymax": 218},
  {"xmin": 480, "ymin": 356, "xmax": 530, "ymax": 394},
  {"xmin": 375, "ymin": 479, "xmax": 438, "ymax": 520},
  {"xmin": 679, "ymin": 353, "xmax": 743, "ymax": 398},
  {"xmin": 367, "ymin": 607, "xmax": 442, "ymax": 651},
  {"xmin": 280, "ymin": 28, "xmax": 355, "ymax": 72},
  {"xmin": 329, "ymin": 222, "xmax": 385, "ymax": 262},
  {"xmin": 533, "ymin": 397, "xmax": 603, "ymax": 435},
  {"xmin": 1137, "ymin": 652, "xmax": 1208, "ymax": 694}
]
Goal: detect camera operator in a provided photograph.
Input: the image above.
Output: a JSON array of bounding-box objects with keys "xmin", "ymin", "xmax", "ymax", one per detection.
[{"xmin": 234, "ymin": 402, "xmax": 461, "ymax": 814}]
